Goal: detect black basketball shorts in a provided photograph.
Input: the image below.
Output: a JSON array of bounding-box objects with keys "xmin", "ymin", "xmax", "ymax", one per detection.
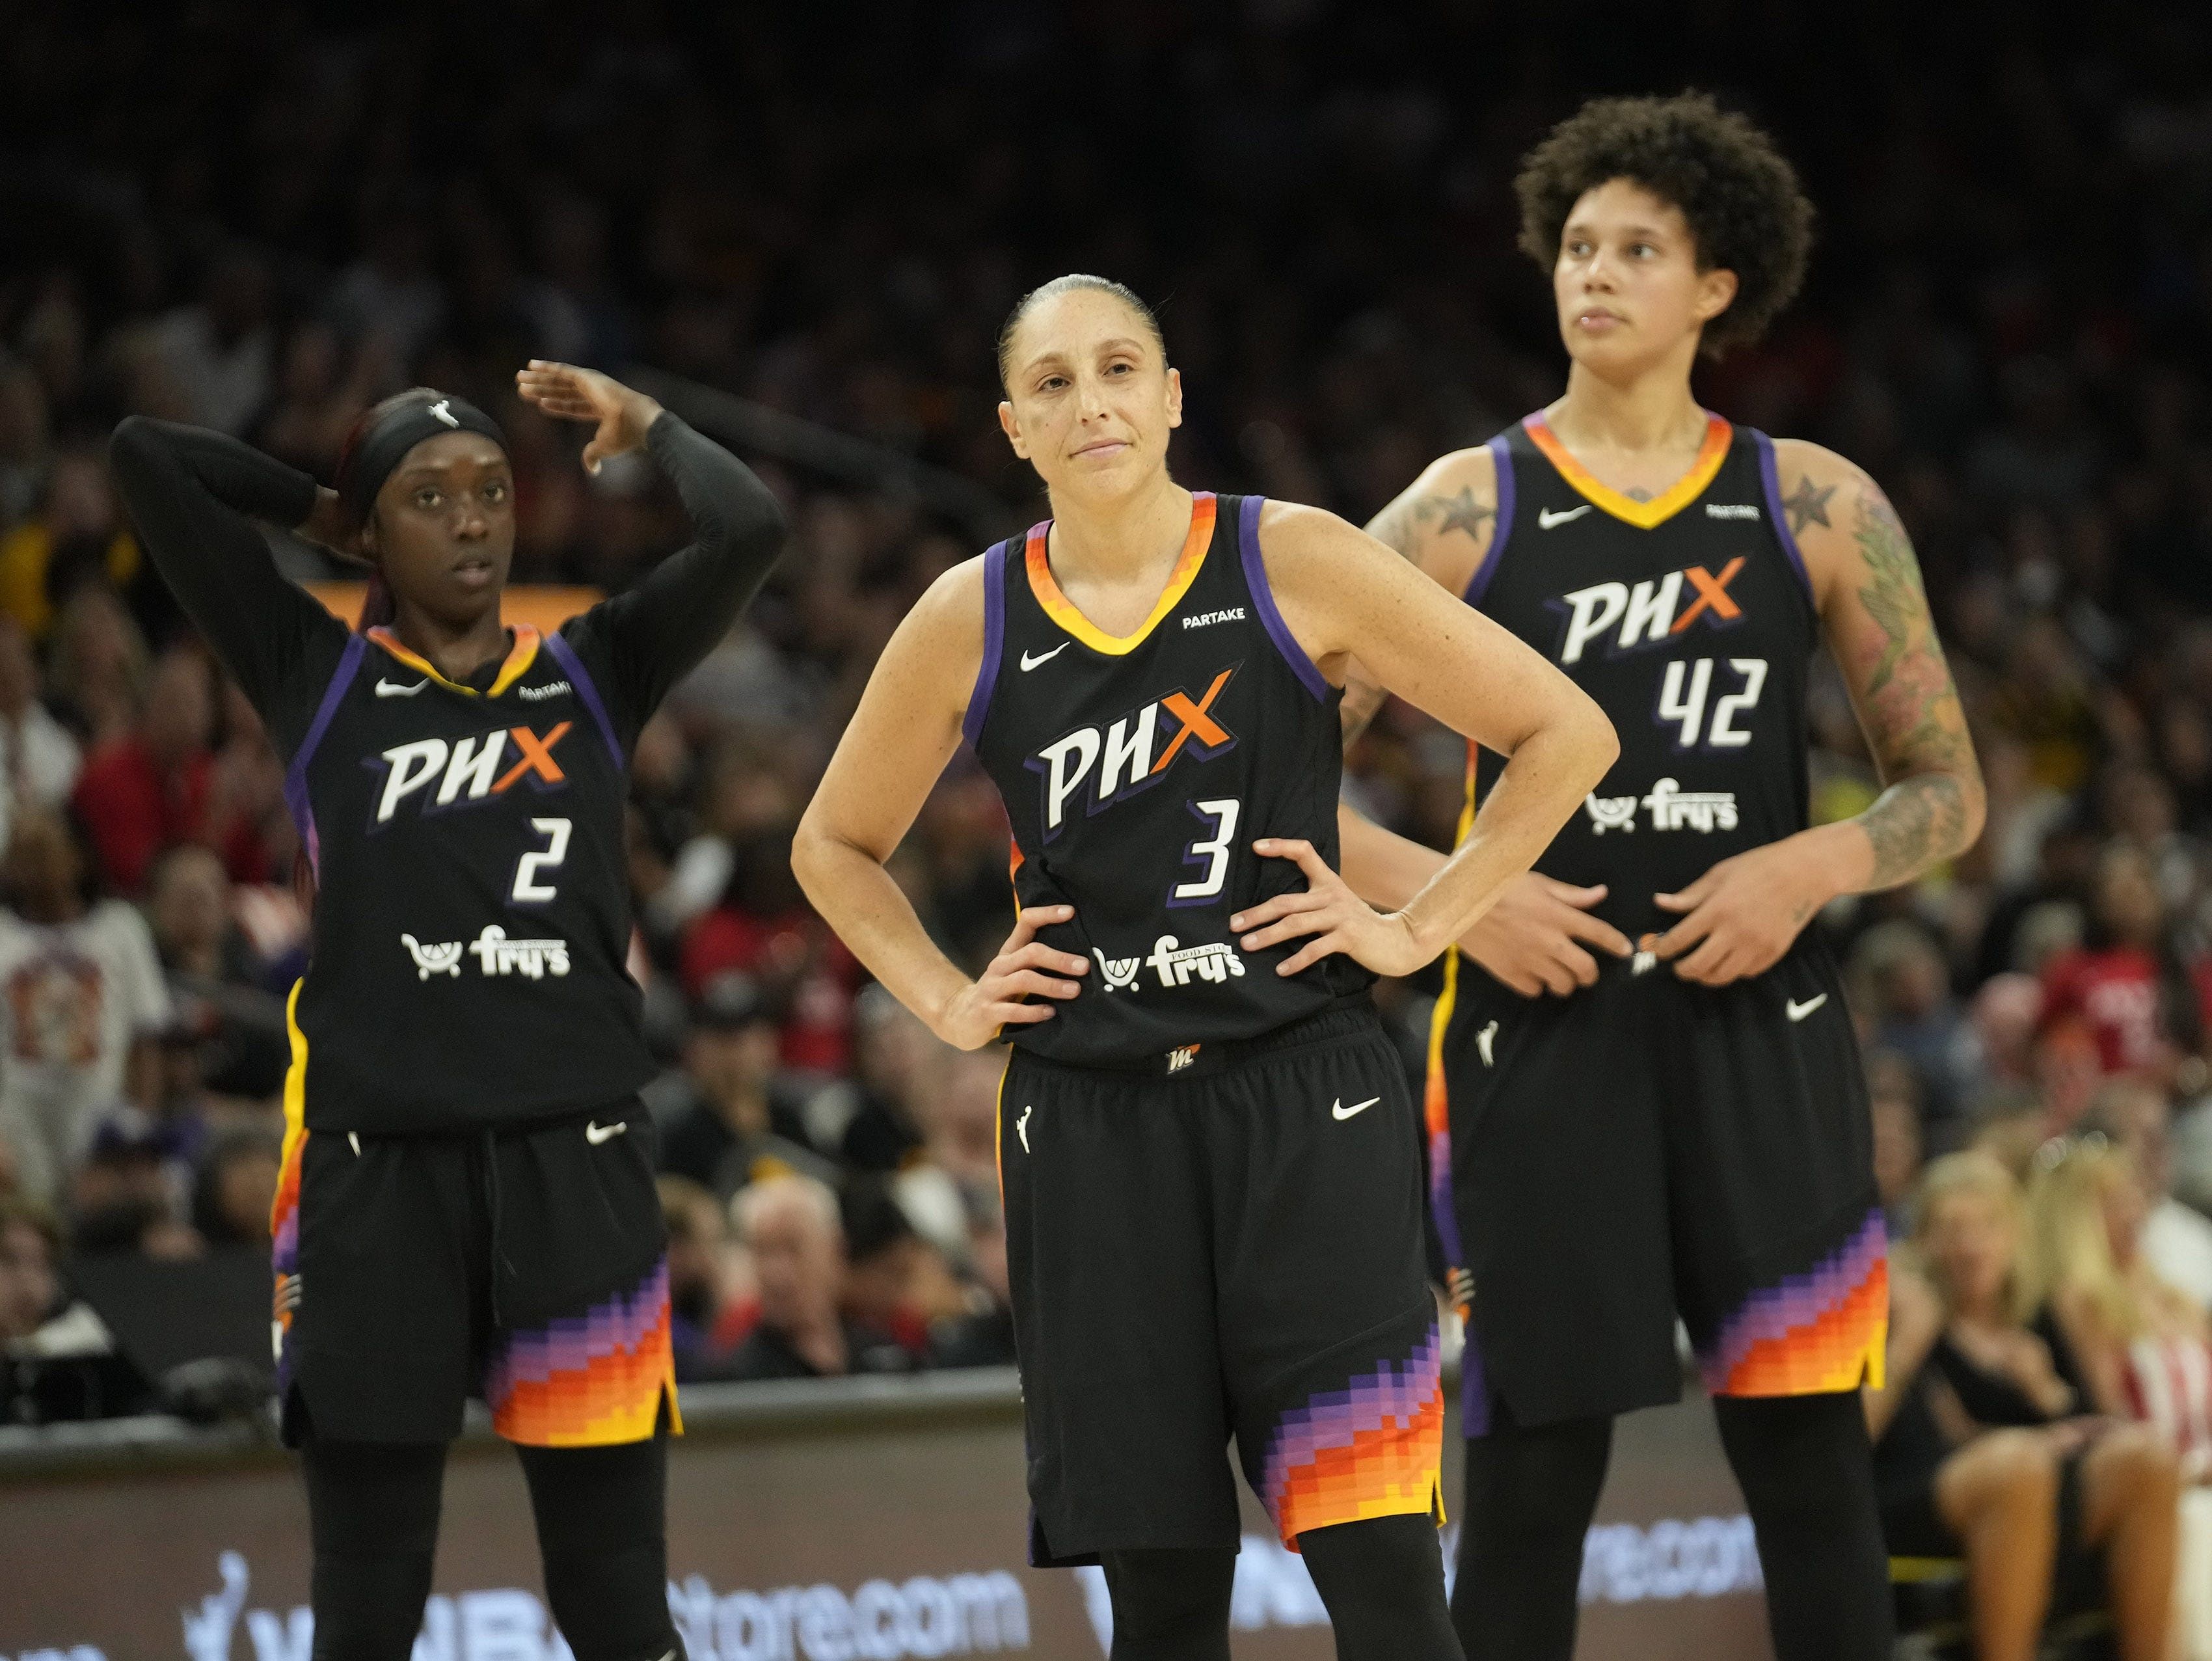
[
  {"xmin": 999, "ymin": 1002, "xmax": 1445, "ymax": 1567},
  {"xmin": 272, "ymin": 1098, "xmax": 677, "ymax": 1447},
  {"xmin": 1427, "ymin": 939, "xmax": 1887, "ymax": 1435}
]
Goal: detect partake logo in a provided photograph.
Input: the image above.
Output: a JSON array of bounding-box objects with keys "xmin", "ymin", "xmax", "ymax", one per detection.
[
  {"xmin": 517, "ymin": 681, "xmax": 572, "ymax": 702},
  {"xmin": 1546, "ymin": 558, "xmax": 1747, "ymax": 665},
  {"xmin": 369, "ymin": 723, "xmax": 573, "ymax": 824},
  {"xmin": 1025, "ymin": 666, "xmax": 1237, "ymax": 839},
  {"xmin": 1180, "ymin": 608, "xmax": 1245, "ymax": 628}
]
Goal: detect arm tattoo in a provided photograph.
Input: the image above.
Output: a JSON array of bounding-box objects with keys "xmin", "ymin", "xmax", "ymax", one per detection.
[
  {"xmin": 1844, "ymin": 483, "xmax": 1981, "ymax": 889},
  {"xmin": 1781, "ymin": 474, "xmax": 1836, "ymax": 535},
  {"xmin": 1343, "ymin": 479, "xmax": 1496, "ymax": 746}
]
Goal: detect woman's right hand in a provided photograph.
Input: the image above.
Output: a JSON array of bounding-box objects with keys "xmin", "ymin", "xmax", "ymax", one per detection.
[
  {"xmin": 1461, "ymin": 872, "xmax": 1634, "ymax": 997},
  {"xmin": 932, "ymin": 904, "xmax": 1090, "ymax": 1050}
]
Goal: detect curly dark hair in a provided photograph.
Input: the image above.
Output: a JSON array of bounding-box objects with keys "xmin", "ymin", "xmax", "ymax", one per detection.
[{"xmin": 1515, "ymin": 92, "xmax": 1814, "ymax": 357}]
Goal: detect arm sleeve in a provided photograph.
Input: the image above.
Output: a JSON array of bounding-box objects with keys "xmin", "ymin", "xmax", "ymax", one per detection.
[
  {"xmin": 108, "ymin": 416, "xmax": 346, "ymax": 728},
  {"xmin": 564, "ymin": 412, "xmax": 787, "ymax": 744}
]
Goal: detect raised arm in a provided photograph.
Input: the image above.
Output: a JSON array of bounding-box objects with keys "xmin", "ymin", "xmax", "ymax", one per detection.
[
  {"xmin": 790, "ymin": 561, "xmax": 1090, "ymax": 1049},
  {"xmin": 519, "ymin": 363, "xmax": 787, "ymax": 736},
  {"xmin": 1233, "ymin": 502, "xmax": 1618, "ymax": 978},
  {"xmin": 107, "ymin": 416, "xmax": 345, "ymax": 718}
]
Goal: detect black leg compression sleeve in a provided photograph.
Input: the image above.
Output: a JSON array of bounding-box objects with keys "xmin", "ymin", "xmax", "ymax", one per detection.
[
  {"xmin": 1300, "ymin": 1513, "xmax": 1463, "ymax": 1661},
  {"xmin": 1451, "ymin": 1411, "xmax": 1613, "ymax": 1661},
  {"xmin": 1099, "ymin": 1548, "xmax": 1237, "ymax": 1661},
  {"xmin": 1712, "ymin": 1392, "xmax": 1893, "ymax": 1661},
  {"xmin": 515, "ymin": 1429, "xmax": 684, "ymax": 1661},
  {"xmin": 301, "ymin": 1438, "xmax": 447, "ymax": 1661}
]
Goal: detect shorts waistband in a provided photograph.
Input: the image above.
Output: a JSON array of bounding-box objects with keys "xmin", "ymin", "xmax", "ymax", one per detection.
[{"xmin": 1012, "ymin": 996, "xmax": 1379, "ymax": 1081}]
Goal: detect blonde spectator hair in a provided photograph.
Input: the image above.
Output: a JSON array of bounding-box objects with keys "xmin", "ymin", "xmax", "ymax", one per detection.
[
  {"xmin": 2027, "ymin": 1135, "xmax": 2166, "ymax": 1344},
  {"xmin": 732, "ymin": 1171, "xmax": 841, "ymax": 1243},
  {"xmin": 1912, "ymin": 1150, "xmax": 2040, "ymax": 1325}
]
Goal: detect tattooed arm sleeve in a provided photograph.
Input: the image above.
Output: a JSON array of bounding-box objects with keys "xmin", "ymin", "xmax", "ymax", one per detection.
[
  {"xmin": 1341, "ymin": 448, "xmax": 1499, "ymax": 746},
  {"xmin": 1790, "ymin": 442, "xmax": 1986, "ymax": 890}
]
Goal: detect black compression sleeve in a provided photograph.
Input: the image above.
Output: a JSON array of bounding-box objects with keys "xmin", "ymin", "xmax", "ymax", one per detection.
[
  {"xmin": 565, "ymin": 411, "xmax": 787, "ymax": 744},
  {"xmin": 109, "ymin": 416, "xmax": 345, "ymax": 726}
]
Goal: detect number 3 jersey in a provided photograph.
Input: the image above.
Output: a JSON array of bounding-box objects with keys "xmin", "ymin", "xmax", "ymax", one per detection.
[
  {"xmin": 967, "ymin": 492, "xmax": 1370, "ymax": 1068},
  {"xmin": 1465, "ymin": 414, "xmax": 1820, "ymax": 943},
  {"xmin": 278, "ymin": 621, "xmax": 654, "ymax": 1131}
]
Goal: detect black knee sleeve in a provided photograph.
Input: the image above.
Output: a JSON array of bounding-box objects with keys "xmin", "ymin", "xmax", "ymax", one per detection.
[
  {"xmin": 1099, "ymin": 1548, "xmax": 1236, "ymax": 1661},
  {"xmin": 301, "ymin": 1438, "xmax": 446, "ymax": 1661},
  {"xmin": 1452, "ymin": 1409, "xmax": 1613, "ymax": 1661},
  {"xmin": 515, "ymin": 1433, "xmax": 682, "ymax": 1661},
  {"xmin": 1299, "ymin": 1513, "xmax": 1461, "ymax": 1661},
  {"xmin": 1713, "ymin": 1392, "xmax": 1893, "ymax": 1661}
]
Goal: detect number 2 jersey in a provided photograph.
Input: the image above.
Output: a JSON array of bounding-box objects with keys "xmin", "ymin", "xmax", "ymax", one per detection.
[
  {"xmin": 111, "ymin": 412, "xmax": 783, "ymax": 1135},
  {"xmin": 966, "ymin": 492, "xmax": 1370, "ymax": 1068},
  {"xmin": 1464, "ymin": 412, "xmax": 1820, "ymax": 945}
]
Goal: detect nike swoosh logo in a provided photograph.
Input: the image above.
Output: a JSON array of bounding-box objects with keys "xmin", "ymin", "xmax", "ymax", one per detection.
[
  {"xmin": 1016, "ymin": 1105, "xmax": 1033, "ymax": 1153},
  {"xmin": 1476, "ymin": 1020, "xmax": 1498, "ymax": 1067},
  {"xmin": 1332, "ymin": 1096, "xmax": 1381, "ymax": 1121},
  {"xmin": 585, "ymin": 1120, "xmax": 627, "ymax": 1144},
  {"xmin": 1785, "ymin": 994, "xmax": 1828, "ymax": 1023},
  {"xmin": 1538, "ymin": 505, "xmax": 1593, "ymax": 529},
  {"xmin": 1020, "ymin": 644, "xmax": 1069, "ymax": 671},
  {"xmin": 375, "ymin": 678, "xmax": 428, "ymax": 697}
]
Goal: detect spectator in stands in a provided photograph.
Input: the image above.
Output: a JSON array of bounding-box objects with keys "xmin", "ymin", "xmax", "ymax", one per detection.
[
  {"xmin": 929, "ymin": 1182, "xmax": 1017, "ymax": 1370},
  {"xmin": 656, "ymin": 973, "xmax": 835, "ymax": 1202},
  {"xmin": 0, "ymin": 809, "xmax": 170, "ymax": 1203},
  {"xmin": 2088, "ymin": 1077, "xmax": 2212, "ymax": 1310},
  {"xmin": 145, "ymin": 844, "xmax": 288, "ymax": 1101},
  {"xmin": 2038, "ymin": 843, "xmax": 2212, "ymax": 1079},
  {"xmin": 189, "ymin": 1128, "xmax": 281, "ymax": 1250},
  {"xmin": 1855, "ymin": 922, "xmax": 1977, "ymax": 1143},
  {"xmin": 1868, "ymin": 1050, "xmax": 1926, "ymax": 1237},
  {"xmin": 0, "ymin": 450, "xmax": 138, "ymax": 645},
  {"xmin": 68, "ymin": 1118, "xmax": 198, "ymax": 1259},
  {"xmin": 830, "ymin": 987, "xmax": 943, "ymax": 1174},
  {"xmin": 70, "ymin": 644, "xmax": 233, "ymax": 895},
  {"xmin": 0, "ymin": 1197, "xmax": 60, "ymax": 1345},
  {"xmin": 0, "ymin": 615, "xmax": 79, "ymax": 852},
  {"xmin": 842, "ymin": 1178, "xmax": 967, "ymax": 1361},
  {"xmin": 46, "ymin": 587, "xmax": 148, "ymax": 751},
  {"xmin": 1868, "ymin": 1152, "xmax": 2181, "ymax": 1661},
  {"xmin": 911, "ymin": 1045, "xmax": 1005, "ymax": 1194},
  {"xmin": 723, "ymin": 1174, "xmax": 908, "ymax": 1382},
  {"xmin": 660, "ymin": 1175, "xmax": 746, "ymax": 1382}
]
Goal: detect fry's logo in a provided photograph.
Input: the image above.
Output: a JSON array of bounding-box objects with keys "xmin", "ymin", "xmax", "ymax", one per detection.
[
  {"xmin": 369, "ymin": 723, "xmax": 572, "ymax": 823},
  {"xmin": 1548, "ymin": 559, "xmax": 1746, "ymax": 665},
  {"xmin": 1026, "ymin": 666, "xmax": 1237, "ymax": 839}
]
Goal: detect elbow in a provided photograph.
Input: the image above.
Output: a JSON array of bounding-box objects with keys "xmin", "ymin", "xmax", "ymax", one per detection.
[
  {"xmin": 790, "ymin": 812, "xmax": 833, "ymax": 910},
  {"xmin": 1576, "ymin": 695, "xmax": 1621, "ymax": 790}
]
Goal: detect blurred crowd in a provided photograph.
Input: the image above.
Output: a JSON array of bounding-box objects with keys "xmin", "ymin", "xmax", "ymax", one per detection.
[{"xmin": 0, "ymin": 0, "xmax": 2205, "ymax": 1566}]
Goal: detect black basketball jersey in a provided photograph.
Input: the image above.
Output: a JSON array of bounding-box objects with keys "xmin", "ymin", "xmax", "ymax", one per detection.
[
  {"xmin": 282, "ymin": 622, "xmax": 654, "ymax": 1131},
  {"xmin": 967, "ymin": 491, "xmax": 1368, "ymax": 1068},
  {"xmin": 1464, "ymin": 413, "xmax": 1820, "ymax": 944}
]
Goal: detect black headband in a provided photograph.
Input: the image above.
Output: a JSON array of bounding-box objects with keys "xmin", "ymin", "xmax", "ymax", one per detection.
[{"xmin": 340, "ymin": 394, "xmax": 507, "ymax": 523}]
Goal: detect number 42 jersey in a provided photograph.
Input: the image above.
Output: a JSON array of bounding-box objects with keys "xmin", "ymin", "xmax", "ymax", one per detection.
[
  {"xmin": 1466, "ymin": 412, "xmax": 1821, "ymax": 945},
  {"xmin": 967, "ymin": 492, "xmax": 1371, "ymax": 1068}
]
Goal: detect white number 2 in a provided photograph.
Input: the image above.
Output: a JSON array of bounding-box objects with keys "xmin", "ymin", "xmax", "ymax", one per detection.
[
  {"xmin": 512, "ymin": 817, "xmax": 571, "ymax": 903},
  {"xmin": 1172, "ymin": 798, "xmax": 1241, "ymax": 904}
]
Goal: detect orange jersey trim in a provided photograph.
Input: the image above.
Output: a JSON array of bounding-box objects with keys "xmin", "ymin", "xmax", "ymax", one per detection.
[
  {"xmin": 1522, "ymin": 412, "xmax": 1733, "ymax": 530},
  {"xmin": 1025, "ymin": 493, "xmax": 1216, "ymax": 656},
  {"xmin": 367, "ymin": 623, "xmax": 542, "ymax": 698}
]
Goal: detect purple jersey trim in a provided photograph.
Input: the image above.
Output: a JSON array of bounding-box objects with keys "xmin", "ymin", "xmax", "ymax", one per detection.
[
  {"xmin": 284, "ymin": 632, "xmax": 367, "ymax": 880},
  {"xmin": 1237, "ymin": 495, "xmax": 1329, "ymax": 703},
  {"xmin": 541, "ymin": 627, "xmax": 623, "ymax": 772},
  {"xmin": 1461, "ymin": 433, "xmax": 1517, "ymax": 607},
  {"xmin": 962, "ymin": 539, "xmax": 1008, "ymax": 751},
  {"xmin": 1753, "ymin": 430, "xmax": 1816, "ymax": 607}
]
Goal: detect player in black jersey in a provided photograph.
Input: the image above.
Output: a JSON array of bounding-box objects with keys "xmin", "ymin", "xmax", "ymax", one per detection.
[
  {"xmin": 111, "ymin": 362, "xmax": 785, "ymax": 1661},
  {"xmin": 1325, "ymin": 96, "xmax": 1988, "ymax": 1661},
  {"xmin": 794, "ymin": 276, "xmax": 1617, "ymax": 1661}
]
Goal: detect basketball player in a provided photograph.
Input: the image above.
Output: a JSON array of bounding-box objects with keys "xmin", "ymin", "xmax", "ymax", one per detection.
[
  {"xmin": 111, "ymin": 362, "xmax": 786, "ymax": 1660},
  {"xmin": 1315, "ymin": 94, "xmax": 1988, "ymax": 1661},
  {"xmin": 792, "ymin": 275, "xmax": 1618, "ymax": 1661}
]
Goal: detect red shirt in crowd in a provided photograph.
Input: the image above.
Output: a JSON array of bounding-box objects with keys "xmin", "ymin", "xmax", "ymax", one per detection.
[
  {"xmin": 70, "ymin": 738, "xmax": 268, "ymax": 893},
  {"xmin": 681, "ymin": 906, "xmax": 861, "ymax": 1075},
  {"xmin": 2038, "ymin": 943, "xmax": 2212, "ymax": 1074}
]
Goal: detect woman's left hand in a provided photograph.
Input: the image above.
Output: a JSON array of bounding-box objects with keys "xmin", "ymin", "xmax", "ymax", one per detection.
[
  {"xmin": 1233, "ymin": 837, "xmax": 1431, "ymax": 979},
  {"xmin": 515, "ymin": 360, "xmax": 664, "ymax": 473}
]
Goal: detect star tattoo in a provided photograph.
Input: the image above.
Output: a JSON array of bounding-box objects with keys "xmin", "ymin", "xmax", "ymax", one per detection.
[
  {"xmin": 1782, "ymin": 474, "xmax": 1837, "ymax": 537},
  {"xmin": 1416, "ymin": 487, "xmax": 1495, "ymax": 543}
]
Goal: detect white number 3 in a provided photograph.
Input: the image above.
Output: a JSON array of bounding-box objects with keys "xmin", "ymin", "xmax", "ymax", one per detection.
[
  {"xmin": 512, "ymin": 817, "xmax": 571, "ymax": 903},
  {"xmin": 1172, "ymin": 798, "xmax": 1241, "ymax": 905}
]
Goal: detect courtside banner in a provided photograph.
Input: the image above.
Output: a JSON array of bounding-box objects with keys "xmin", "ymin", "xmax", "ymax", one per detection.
[{"xmin": 0, "ymin": 1375, "xmax": 1769, "ymax": 1661}]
